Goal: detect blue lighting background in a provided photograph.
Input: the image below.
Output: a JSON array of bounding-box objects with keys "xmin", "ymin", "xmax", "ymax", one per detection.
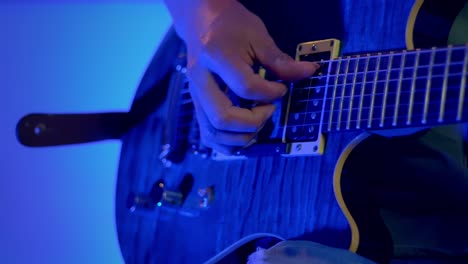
[{"xmin": 1, "ymin": 3, "xmax": 170, "ymax": 263}]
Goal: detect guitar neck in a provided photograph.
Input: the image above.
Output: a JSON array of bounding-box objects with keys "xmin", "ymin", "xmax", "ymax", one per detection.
[{"xmin": 285, "ymin": 44, "xmax": 468, "ymax": 141}]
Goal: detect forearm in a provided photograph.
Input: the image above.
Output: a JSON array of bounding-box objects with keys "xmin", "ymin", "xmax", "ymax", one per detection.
[{"xmin": 162, "ymin": 0, "xmax": 236, "ymax": 41}]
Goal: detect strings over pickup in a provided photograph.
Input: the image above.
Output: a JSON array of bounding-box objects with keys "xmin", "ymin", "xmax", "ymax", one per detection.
[
  {"xmin": 282, "ymin": 39, "xmax": 337, "ymax": 145},
  {"xmin": 283, "ymin": 42, "xmax": 468, "ymax": 145},
  {"xmin": 284, "ymin": 73, "xmax": 327, "ymax": 142},
  {"xmin": 320, "ymin": 44, "xmax": 468, "ymax": 133}
]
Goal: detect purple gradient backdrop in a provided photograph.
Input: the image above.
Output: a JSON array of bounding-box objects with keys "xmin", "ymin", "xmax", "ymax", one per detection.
[{"xmin": 1, "ymin": 3, "xmax": 170, "ymax": 263}]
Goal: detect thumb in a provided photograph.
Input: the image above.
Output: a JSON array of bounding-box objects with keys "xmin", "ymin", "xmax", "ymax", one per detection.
[{"xmin": 254, "ymin": 36, "xmax": 319, "ymax": 81}]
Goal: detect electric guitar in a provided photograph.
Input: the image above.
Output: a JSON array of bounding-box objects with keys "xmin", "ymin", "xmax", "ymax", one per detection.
[
  {"xmin": 16, "ymin": 0, "xmax": 468, "ymax": 263},
  {"xmin": 118, "ymin": 0, "xmax": 468, "ymax": 262}
]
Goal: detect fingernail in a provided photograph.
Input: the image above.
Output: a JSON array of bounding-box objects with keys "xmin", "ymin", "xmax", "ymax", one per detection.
[
  {"xmin": 244, "ymin": 138, "xmax": 257, "ymax": 148},
  {"xmin": 308, "ymin": 62, "xmax": 320, "ymax": 72},
  {"xmin": 268, "ymin": 106, "xmax": 277, "ymax": 116},
  {"xmin": 302, "ymin": 62, "xmax": 320, "ymax": 78}
]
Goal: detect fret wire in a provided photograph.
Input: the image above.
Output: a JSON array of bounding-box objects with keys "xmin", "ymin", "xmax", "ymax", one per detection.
[
  {"xmin": 294, "ymin": 88, "xmax": 463, "ymax": 106},
  {"xmin": 337, "ymin": 57, "xmax": 351, "ymax": 130},
  {"xmin": 284, "ymin": 45, "xmax": 466, "ymax": 134},
  {"xmin": 357, "ymin": 56, "xmax": 370, "ymax": 129},
  {"xmin": 184, "ymin": 46, "xmax": 467, "ymax": 133},
  {"xmin": 368, "ymin": 54, "xmax": 381, "ymax": 128},
  {"xmin": 246, "ymin": 97, "xmax": 468, "ymax": 135},
  {"xmin": 288, "ymin": 110, "xmax": 466, "ymax": 129},
  {"xmin": 281, "ymin": 82, "xmax": 294, "ymax": 142},
  {"xmin": 320, "ymin": 61, "xmax": 333, "ymax": 136},
  {"xmin": 301, "ymin": 73, "xmax": 314, "ymax": 136},
  {"xmin": 439, "ymin": 46, "xmax": 452, "ymax": 122},
  {"xmin": 380, "ymin": 52, "xmax": 393, "ymax": 127},
  {"xmin": 290, "ymin": 97, "xmax": 468, "ymax": 116},
  {"xmin": 407, "ymin": 49, "xmax": 420, "ymax": 125},
  {"xmin": 307, "ymin": 45, "xmax": 466, "ymax": 69},
  {"xmin": 285, "ymin": 100, "xmax": 468, "ymax": 128},
  {"xmin": 296, "ymin": 72, "xmax": 466, "ymax": 101},
  {"xmin": 423, "ymin": 47, "xmax": 436, "ymax": 124},
  {"xmin": 457, "ymin": 44, "xmax": 468, "ymax": 121},
  {"xmin": 305, "ymin": 60, "xmax": 466, "ymax": 83},
  {"xmin": 305, "ymin": 112, "xmax": 467, "ymax": 127},
  {"xmin": 348, "ymin": 55, "xmax": 360, "ymax": 129},
  {"xmin": 393, "ymin": 50, "xmax": 406, "ymax": 126},
  {"xmin": 328, "ymin": 58, "xmax": 342, "ymax": 131},
  {"xmin": 301, "ymin": 64, "xmax": 465, "ymax": 92}
]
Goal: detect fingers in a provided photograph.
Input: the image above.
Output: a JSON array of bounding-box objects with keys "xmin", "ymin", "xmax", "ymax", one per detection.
[
  {"xmin": 212, "ymin": 56, "xmax": 289, "ymax": 101},
  {"xmin": 193, "ymin": 95, "xmax": 256, "ymax": 145},
  {"xmin": 191, "ymin": 91, "xmax": 256, "ymax": 146},
  {"xmin": 183, "ymin": 9, "xmax": 317, "ymax": 154},
  {"xmin": 188, "ymin": 63, "xmax": 276, "ymax": 133},
  {"xmin": 200, "ymin": 36, "xmax": 319, "ymax": 102},
  {"xmin": 190, "ymin": 76, "xmax": 259, "ymax": 155},
  {"xmin": 254, "ymin": 34, "xmax": 320, "ymax": 81}
]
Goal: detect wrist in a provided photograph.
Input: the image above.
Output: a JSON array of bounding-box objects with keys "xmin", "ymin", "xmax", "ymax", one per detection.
[{"xmin": 163, "ymin": 0, "xmax": 236, "ymax": 42}]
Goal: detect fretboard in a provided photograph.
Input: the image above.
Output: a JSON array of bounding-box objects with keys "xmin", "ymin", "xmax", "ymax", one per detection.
[{"xmin": 284, "ymin": 44, "xmax": 468, "ymax": 142}]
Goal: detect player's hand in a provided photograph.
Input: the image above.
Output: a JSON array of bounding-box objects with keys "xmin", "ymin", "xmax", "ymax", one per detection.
[{"xmin": 165, "ymin": 0, "xmax": 319, "ymax": 154}]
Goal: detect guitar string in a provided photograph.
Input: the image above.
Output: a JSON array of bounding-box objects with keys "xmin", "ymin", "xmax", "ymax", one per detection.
[
  {"xmin": 300, "ymin": 66, "xmax": 314, "ymax": 134},
  {"xmin": 175, "ymin": 105, "xmax": 468, "ymax": 139},
  {"xmin": 292, "ymin": 49, "xmax": 467, "ymax": 129},
  {"xmin": 174, "ymin": 49, "xmax": 466, "ymax": 106},
  {"xmin": 174, "ymin": 94, "xmax": 468, "ymax": 126},
  {"xmin": 296, "ymin": 65, "xmax": 465, "ymax": 91},
  {"xmin": 318, "ymin": 61, "xmax": 465, "ymax": 79},
  {"xmin": 304, "ymin": 45, "xmax": 467, "ymax": 68},
  {"xmin": 284, "ymin": 95, "xmax": 467, "ymax": 118},
  {"xmin": 302, "ymin": 70, "xmax": 464, "ymax": 89},
  {"xmin": 271, "ymin": 109, "xmax": 467, "ymax": 141},
  {"xmin": 173, "ymin": 46, "xmax": 467, "ymax": 130},
  {"xmin": 292, "ymin": 72, "xmax": 466, "ymax": 101},
  {"xmin": 281, "ymin": 107, "xmax": 468, "ymax": 128},
  {"xmin": 281, "ymin": 46, "xmax": 467, "ymax": 98},
  {"xmin": 277, "ymin": 108, "xmax": 468, "ymax": 129}
]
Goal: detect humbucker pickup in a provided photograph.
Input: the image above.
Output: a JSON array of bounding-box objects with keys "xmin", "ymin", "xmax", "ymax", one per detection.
[{"xmin": 211, "ymin": 39, "xmax": 341, "ymax": 160}]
